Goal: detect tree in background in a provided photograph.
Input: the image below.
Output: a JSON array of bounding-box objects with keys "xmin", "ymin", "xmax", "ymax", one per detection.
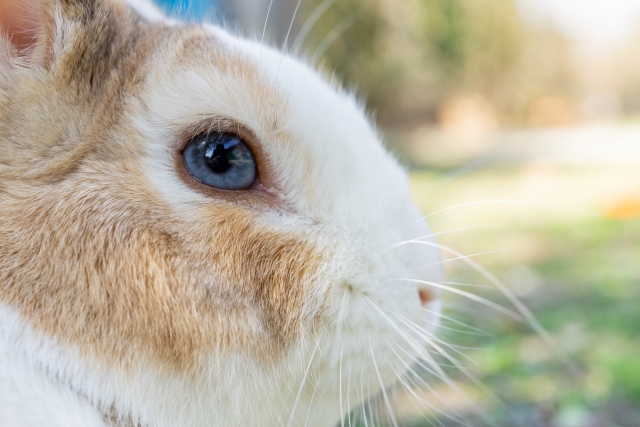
[{"xmin": 299, "ymin": 0, "xmax": 575, "ymax": 128}]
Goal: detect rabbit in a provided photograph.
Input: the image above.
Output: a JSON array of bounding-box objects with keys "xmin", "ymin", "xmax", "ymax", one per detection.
[{"xmin": 0, "ymin": 0, "xmax": 443, "ymax": 426}]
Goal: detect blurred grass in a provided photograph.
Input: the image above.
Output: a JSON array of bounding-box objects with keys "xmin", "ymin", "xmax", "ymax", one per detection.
[{"xmin": 374, "ymin": 158, "xmax": 640, "ymax": 427}]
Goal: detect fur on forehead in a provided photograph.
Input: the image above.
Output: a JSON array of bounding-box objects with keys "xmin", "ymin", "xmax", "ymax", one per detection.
[
  {"xmin": 225, "ymin": 34, "xmax": 412, "ymax": 224},
  {"xmin": 138, "ymin": 23, "xmax": 412, "ymax": 227}
]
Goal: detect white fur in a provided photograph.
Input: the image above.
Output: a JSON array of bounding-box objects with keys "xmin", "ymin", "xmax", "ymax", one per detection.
[
  {"xmin": 1, "ymin": 1, "xmax": 444, "ymax": 426},
  {"xmin": 0, "ymin": 304, "xmax": 105, "ymax": 427}
]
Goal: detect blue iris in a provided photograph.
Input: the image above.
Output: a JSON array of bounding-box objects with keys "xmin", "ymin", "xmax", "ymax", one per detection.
[{"xmin": 182, "ymin": 133, "xmax": 257, "ymax": 191}]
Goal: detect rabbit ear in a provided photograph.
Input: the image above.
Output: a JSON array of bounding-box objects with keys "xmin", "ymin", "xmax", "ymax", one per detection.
[
  {"xmin": 0, "ymin": 0, "xmax": 118, "ymax": 69},
  {"xmin": 0, "ymin": 0, "xmax": 38, "ymax": 52},
  {"xmin": 36, "ymin": 0, "xmax": 113, "ymax": 69},
  {"xmin": 0, "ymin": 0, "xmax": 36, "ymax": 66}
]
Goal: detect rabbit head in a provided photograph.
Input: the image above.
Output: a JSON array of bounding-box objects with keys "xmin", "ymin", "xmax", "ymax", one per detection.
[{"xmin": 0, "ymin": 0, "xmax": 442, "ymax": 426}]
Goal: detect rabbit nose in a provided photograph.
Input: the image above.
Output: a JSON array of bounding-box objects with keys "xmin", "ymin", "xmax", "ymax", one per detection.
[{"xmin": 418, "ymin": 288, "xmax": 434, "ymax": 306}]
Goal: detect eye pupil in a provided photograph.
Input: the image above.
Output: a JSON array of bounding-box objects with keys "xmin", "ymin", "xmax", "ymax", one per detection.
[{"xmin": 205, "ymin": 142, "xmax": 231, "ymax": 173}]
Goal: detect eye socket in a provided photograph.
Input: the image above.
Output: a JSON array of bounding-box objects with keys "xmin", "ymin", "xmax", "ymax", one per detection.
[{"xmin": 182, "ymin": 132, "xmax": 257, "ymax": 191}]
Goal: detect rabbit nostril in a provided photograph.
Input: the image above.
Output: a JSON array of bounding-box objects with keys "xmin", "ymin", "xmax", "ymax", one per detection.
[{"xmin": 418, "ymin": 289, "xmax": 433, "ymax": 305}]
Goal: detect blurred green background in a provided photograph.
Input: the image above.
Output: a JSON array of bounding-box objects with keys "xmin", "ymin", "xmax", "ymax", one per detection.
[{"xmin": 174, "ymin": 0, "xmax": 640, "ymax": 425}]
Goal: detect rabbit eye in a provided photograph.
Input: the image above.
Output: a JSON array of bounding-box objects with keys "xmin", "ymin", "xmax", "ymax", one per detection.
[{"xmin": 182, "ymin": 133, "xmax": 257, "ymax": 190}]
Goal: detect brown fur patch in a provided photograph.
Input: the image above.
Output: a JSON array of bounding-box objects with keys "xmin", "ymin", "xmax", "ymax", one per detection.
[
  {"xmin": 0, "ymin": 178, "xmax": 324, "ymax": 369},
  {"xmin": 0, "ymin": 0, "xmax": 327, "ymax": 372}
]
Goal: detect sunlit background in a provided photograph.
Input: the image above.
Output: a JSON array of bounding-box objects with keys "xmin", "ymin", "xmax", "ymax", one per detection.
[{"xmin": 164, "ymin": 1, "xmax": 640, "ymax": 426}]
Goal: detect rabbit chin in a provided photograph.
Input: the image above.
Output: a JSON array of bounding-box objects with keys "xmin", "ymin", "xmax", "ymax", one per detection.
[{"xmin": 0, "ymin": 272, "xmax": 441, "ymax": 427}]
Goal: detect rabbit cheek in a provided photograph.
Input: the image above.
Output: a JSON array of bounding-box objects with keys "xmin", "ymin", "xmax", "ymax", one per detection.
[
  {"xmin": 191, "ymin": 208, "xmax": 327, "ymax": 355},
  {"xmin": 0, "ymin": 183, "xmax": 325, "ymax": 371},
  {"xmin": 0, "ymin": 187, "xmax": 191, "ymax": 370}
]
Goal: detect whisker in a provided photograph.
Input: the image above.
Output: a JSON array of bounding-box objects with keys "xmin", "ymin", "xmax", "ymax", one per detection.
[
  {"xmin": 345, "ymin": 366, "xmax": 352, "ymax": 427},
  {"xmin": 368, "ymin": 335, "xmax": 394, "ymax": 426},
  {"xmin": 394, "ymin": 279, "xmax": 525, "ymax": 323},
  {"xmin": 303, "ymin": 376, "xmax": 320, "ymax": 427},
  {"xmin": 408, "ymin": 355, "xmax": 494, "ymax": 426},
  {"xmin": 405, "ymin": 349, "xmax": 458, "ymax": 388},
  {"xmin": 420, "ymin": 318, "xmax": 490, "ymax": 337},
  {"xmin": 441, "ymin": 281, "xmax": 495, "ymax": 289},
  {"xmin": 285, "ymin": 338, "xmax": 321, "ymax": 427},
  {"xmin": 403, "ymin": 317, "xmax": 491, "ymax": 350},
  {"xmin": 276, "ymin": 0, "xmax": 303, "ymax": 81},
  {"xmin": 420, "ymin": 246, "xmax": 536, "ymax": 271},
  {"xmin": 365, "ymin": 296, "xmax": 490, "ymax": 425},
  {"xmin": 405, "ymin": 199, "xmax": 535, "ymax": 230},
  {"xmin": 359, "ymin": 372, "xmax": 370, "ymax": 427},
  {"xmin": 393, "ymin": 313, "xmax": 479, "ymax": 366},
  {"xmin": 396, "ymin": 239, "xmax": 574, "ymax": 369},
  {"xmin": 404, "ymin": 373, "xmax": 448, "ymax": 427},
  {"xmin": 339, "ymin": 345, "xmax": 345, "ymax": 427},
  {"xmin": 260, "ymin": 0, "xmax": 275, "ymax": 58},
  {"xmin": 399, "ymin": 345, "xmax": 487, "ymax": 423},
  {"xmin": 401, "ymin": 373, "xmax": 456, "ymax": 424},
  {"xmin": 312, "ymin": 15, "xmax": 356, "ymax": 64},
  {"xmin": 413, "ymin": 245, "xmax": 536, "ymax": 273},
  {"xmin": 381, "ymin": 224, "xmax": 496, "ymax": 254},
  {"xmin": 395, "ymin": 376, "xmax": 448, "ymax": 427},
  {"xmin": 364, "ymin": 296, "xmax": 440, "ymax": 362},
  {"xmin": 423, "ymin": 336, "xmax": 506, "ymax": 414},
  {"xmin": 365, "ymin": 296, "xmax": 467, "ymax": 373},
  {"xmin": 365, "ymin": 296, "xmax": 482, "ymax": 415},
  {"xmin": 420, "ymin": 307, "xmax": 495, "ymax": 337},
  {"xmin": 307, "ymin": 331, "xmax": 334, "ymax": 426},
  {"xmin": 292, "ymin": 0, "xmax": 338, "ymax": 54},
  {"xmin": 386, "ymin": 342, "xmax": 468, "ymax": 426}
]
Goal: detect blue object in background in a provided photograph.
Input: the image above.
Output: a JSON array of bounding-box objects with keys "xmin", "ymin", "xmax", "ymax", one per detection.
[{"xmin": 154, "ymin": 0, "xmax": 222, "ymax": 21}]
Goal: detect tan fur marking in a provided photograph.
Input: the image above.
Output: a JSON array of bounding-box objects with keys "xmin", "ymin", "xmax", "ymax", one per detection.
[{"xmin": 0, "ymin": 175, "xmax": 325, "ymax": 369}]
